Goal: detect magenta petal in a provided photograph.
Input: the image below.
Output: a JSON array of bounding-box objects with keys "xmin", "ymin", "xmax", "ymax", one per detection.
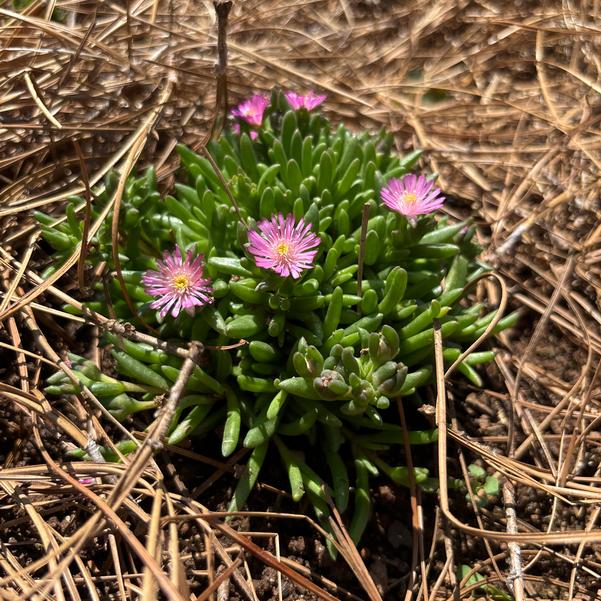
[
  {"xmin": 231, "ymin": 94, "xmax": 269, "ymax": 127},
  {"xmin": 285, "ymin": 90, "xmax": 326, "ymax": 111}
]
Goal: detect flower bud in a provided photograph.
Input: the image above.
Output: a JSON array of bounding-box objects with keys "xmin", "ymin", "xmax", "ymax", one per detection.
[
  {"xmin": 376, "ymin": 396, "xmax": 390, "ymax": 409},
  {"xmin": 340, "ymin": 399, "xmax": 362, "ymax": 415},
  {"xmin": 313, "ymin": 370, "xmax": 351, "ymax": 400},
  {"xmin": 355, "ymin": 381, "xmax": 376, "ymax": 407}
]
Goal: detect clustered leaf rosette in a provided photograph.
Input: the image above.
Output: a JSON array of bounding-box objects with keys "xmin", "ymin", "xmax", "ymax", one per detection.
[{"xmin": 38, "ymin": 89, "xmax": 518, "ymax": 545}]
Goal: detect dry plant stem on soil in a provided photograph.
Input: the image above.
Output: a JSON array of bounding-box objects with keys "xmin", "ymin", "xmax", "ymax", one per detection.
[
  {"xmin": 397, "ymin": 399, "xmax": 429, "ymax": 601},
  {"xmin": 327, "ymin": 504, "xmax": 383, "ymax": 601},
  {"xmin": 6, "ymin": 340, "xmax": 201, "ymax": 599},
  {"xmin": 502, "ymin": 480, "xmax": 525, "ymax": 600}
]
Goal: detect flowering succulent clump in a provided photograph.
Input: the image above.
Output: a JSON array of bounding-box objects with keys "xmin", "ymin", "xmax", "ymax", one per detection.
[{"xmin": 38, "ymin": 89, "xmax": 517, "ymax": 544}]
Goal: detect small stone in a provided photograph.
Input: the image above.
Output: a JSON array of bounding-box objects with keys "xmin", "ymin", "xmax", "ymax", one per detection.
[
  {"xmin": 418, "ymin": 403, "xmax": 436, "ymax": 417},
  {"xmin": 369, "ymin": 558, "xmax": 388, "ymax": 595},
  {"xmin": 314, "ymin": 538, "xmax": 327, "ymax": 565},
  {"xmin": 287, "ymin": 536, "xmax": 306, "ymax": 554},
  {"xmin": 387, "ymin": 520, "xmax": 412, "ymax": 549},
  {"xmin": 377, "ymin": 484, "xmax": 397, "ymax": 505},
  {"xmin": 280, "ymin": 578, "xmax": 293, "ymax": 598}
]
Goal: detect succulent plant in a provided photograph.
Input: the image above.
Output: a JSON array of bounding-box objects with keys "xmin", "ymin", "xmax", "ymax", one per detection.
[{"xmin": 38, "ymin": 89, "xmax": 517, "ymax": 544}]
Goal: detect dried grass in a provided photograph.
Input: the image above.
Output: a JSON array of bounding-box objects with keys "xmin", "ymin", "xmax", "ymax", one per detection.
[{"xmin": 1, "ymin": 0, "xmax": 601, "ymax": 599}]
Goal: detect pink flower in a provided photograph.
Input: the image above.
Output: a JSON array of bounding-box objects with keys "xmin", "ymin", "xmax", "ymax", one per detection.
[
  {"xmin": 232, "ymin": 123, "xmax": 258, "ymax": 140},
  {"xmin": 247, "ymin": 214, "xmax": 320, "ymax": 279},
  {"xmin": 231, "ymin": 94, "xmax": 270, "ymax": 127},
  {"xmin": 284, "ymin": 90, "xmax": 326, "ymax": 111},
  {"xmin": 142, "ymin": 246, "xmax": 213, "ymax": 318},
  {"xmin": 380, "ymin": 174, "xmax": 445, "ymax": 223}
]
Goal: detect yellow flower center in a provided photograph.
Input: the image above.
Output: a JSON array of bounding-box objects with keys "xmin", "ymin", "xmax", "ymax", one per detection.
[
  {"xmin": 172, "ymin": 274, "xmax": 190, "ymax": 291},
  {"xmin": 403, "ymin": 192, "xmax": 418, "ymax": 203},
  {"xmin": 276, "ymin": 242, "xmax": 290, "ymax": 257}
]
